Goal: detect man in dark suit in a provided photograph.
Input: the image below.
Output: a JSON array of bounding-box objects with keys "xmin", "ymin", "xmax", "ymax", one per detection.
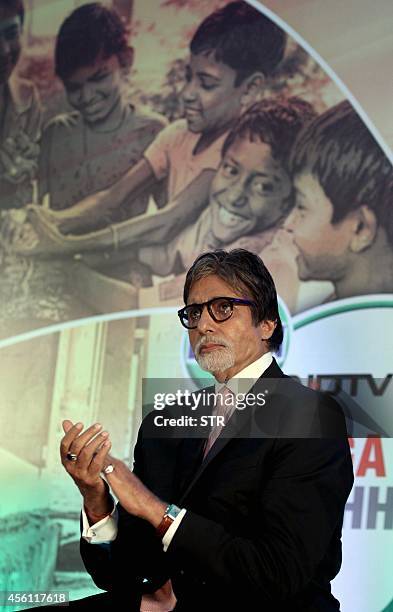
[{"xmin": 56, "ymin": 248, "xmax": 353, "ymax": 611}]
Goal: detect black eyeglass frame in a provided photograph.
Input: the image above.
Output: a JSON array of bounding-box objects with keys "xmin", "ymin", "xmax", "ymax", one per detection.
[{"xmin": 177, "ymin": 296, "xmax": 256, "ymax": 329}]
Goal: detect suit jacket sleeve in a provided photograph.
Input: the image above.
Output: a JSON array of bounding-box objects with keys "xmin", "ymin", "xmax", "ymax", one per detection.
[{"xmin": 167, "ymin": 430, "xmax": 353, "ymax": 603}]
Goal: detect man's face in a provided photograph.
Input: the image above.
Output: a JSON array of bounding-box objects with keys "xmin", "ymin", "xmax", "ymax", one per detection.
[
  {"xmin": 0, "ymin": 13, "xmax": 22, "ymax": 85},
  {"xmin": 63, "ymin": 53, "xmax": 124, "ymax": 126},
  {"xmin": 187, "ymin": 274, "xmax": 267, "ymax": 380},
  {"xmin": 284, "ymin": 172, "xmax": 354, "ymax": 281},
  {"xmin": 210, "ymin": 136, "xmax": 292, "ymax": 243},
  {"xmin": 181, "ymin": 52, "xmax": 245, "ymax": 134}
]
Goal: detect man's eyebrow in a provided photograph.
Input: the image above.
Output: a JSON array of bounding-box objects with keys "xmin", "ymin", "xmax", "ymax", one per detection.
[
  {"xmin": 187, "ymin": 296, "xmax": 235, "ymax": 304},
  {"xmin": 186, "ymin": 298, "xmax": 206, "ymax": 305}
]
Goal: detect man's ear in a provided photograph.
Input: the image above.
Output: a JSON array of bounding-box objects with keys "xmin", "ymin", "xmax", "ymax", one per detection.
[
  {"xmin": 260, "ymin": 319, "xmax": 276, "ymax": 341},
  {"xmin": 349, "ymin": 205, "xmax": 377, "ymax": 253},
  {"xmin": 240, "ymin": 72, "xmax": 265, "ymax": 108}
]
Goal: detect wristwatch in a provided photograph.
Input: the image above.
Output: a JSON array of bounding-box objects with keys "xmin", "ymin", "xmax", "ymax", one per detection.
[{"xmin": 156, "ymin": 503, "xmax": 182, "ymax": 539}]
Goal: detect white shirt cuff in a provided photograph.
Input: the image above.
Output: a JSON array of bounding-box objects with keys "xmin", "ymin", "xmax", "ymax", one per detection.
[
  {"xmin": 162, "ymin": 509, "xmax": 186, "ymax": 552},
  {"xmin": 81, "ymin": 500, "xmax": 118, "ymax": 544}
]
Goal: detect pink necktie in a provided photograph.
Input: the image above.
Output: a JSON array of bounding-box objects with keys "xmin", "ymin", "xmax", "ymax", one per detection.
[{"xmin": 203, "ymin": 385, "xmax": 235, "ymax": 458}]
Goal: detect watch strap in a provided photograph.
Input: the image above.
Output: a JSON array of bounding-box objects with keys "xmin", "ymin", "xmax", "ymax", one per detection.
[{"xmin": 156, "ymin": 504, "xmax": 182, "ymax": 539}]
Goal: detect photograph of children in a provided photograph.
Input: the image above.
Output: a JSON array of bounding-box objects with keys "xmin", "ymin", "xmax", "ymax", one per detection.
[
  {"xmin": 1, "ymin": 0, "xmax": 390, "ymax": 335},
  {"xmin": 0, "ymin": 1, "xmax": 392, "ymax": 607},
  {"xmin": 14, "ymin": 97, "xmax": 317, "ymax": 313},
  {"xmin": 29, "ymin": 0, "xmax": 287, "ymax": 236}
]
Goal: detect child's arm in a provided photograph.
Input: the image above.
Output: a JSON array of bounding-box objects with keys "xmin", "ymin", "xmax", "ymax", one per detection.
[
  {"xmin": 109, "ymin": 168, "xmax": 213, "ymax": 248},
  {"xmin": 43, "ymin": 158, "xmax": 157, "ymax": 234},
  {"xmin": 19, "ymin": 169, "xmax": 214, "ymax": 257}
]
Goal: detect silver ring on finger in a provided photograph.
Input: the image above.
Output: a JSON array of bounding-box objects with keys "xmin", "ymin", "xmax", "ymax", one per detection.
[
  {"xmin": 66, "ymin": 452, "xmax": 78, "ymax": 462},
  {"xmin": 103, "ymin": 464, "xmax": 115, "ymax": 474}
]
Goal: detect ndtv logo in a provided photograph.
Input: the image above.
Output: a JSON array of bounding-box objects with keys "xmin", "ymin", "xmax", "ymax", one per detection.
[{"xmin": 292, "ymin": 374, "xmax": 392, "ymax": 397}]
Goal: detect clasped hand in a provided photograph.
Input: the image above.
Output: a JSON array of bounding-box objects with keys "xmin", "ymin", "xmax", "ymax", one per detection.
[{"xmin": 60, "ymin": 420, "xmax": 166, "ymax": 526}]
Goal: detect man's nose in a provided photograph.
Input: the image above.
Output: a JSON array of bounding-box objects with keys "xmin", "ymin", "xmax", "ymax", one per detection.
[{"xmin": 196, "ymin": 305, "xmax": 216, "ymax": 334}]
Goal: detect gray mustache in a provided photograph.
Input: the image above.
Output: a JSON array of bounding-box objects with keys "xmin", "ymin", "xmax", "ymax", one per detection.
[{"xmin": 195, "ymin": 336, "xmax": 232, "ymax": 354}]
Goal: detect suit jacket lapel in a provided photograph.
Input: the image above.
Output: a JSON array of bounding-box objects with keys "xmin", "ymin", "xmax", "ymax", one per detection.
[
  {"xmin": 179, "ymin": 358, "xmax": 285, "ymax": 504},
  {"xmin": 175, "ymin": 437, "xmax": 206, "ymax": 501},
  {"xmin": 174, "ymin": 384, "xmax": 215, "ymax": 501}
]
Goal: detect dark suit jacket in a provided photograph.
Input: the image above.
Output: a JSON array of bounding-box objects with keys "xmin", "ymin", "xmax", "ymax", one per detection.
[{"xmin": 80, "ymin": 359, "xmax": 354, "ymax": 611}]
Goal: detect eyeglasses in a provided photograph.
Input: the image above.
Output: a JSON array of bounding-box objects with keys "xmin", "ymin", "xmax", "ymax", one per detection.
[{"xmin": 178, "ymin": 296, "xmax": 255, "ymax": 329}]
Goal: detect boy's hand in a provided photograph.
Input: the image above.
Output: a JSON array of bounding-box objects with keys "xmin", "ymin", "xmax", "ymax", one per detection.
[
  {"xmin": 29, "ymin": 205, "xmax": 66, "ymax": 231},
  {"xmin": 0, "ymin": 133, "xmax": 39, "ymax": 183},
  {"xmin": 9, "ymin": 206, "xmax": 73, "ymax": 256}
]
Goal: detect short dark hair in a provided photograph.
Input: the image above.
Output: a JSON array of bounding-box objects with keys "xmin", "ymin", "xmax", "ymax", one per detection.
[
  {"xmin": 290, "ymin": 100, "xmax": 393, "ymax": 240},
  {"xmin": 0, "ymin": 0, "xmax": 24, "ymax": 25},
  {"xmin": 183, "ymin": 249, "xmax": 283, "ymax": 351},
  {"xmin": 55, "ymin": 2, "xmax": 131, "ymax": 82},
  {"xmin": 190, "ymin": 1, "xmax": 286, "ymax": 85},
  {"xmin": 222, "ymin": 97, "xmax": 316, "ymax": 171}
]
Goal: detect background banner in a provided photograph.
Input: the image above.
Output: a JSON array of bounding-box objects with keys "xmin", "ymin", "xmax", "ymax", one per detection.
[{"xmin": 0, "ymin": 1, "xmax": 392, "ymax": 610}]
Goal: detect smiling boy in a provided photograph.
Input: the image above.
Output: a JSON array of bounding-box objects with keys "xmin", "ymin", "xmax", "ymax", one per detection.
[
  {"xmin": 138, "ymin": 98, "xmax": 315, "ymax": 279},
  {"xmin": 285, "ymin": 100, "xmax": 393, "ymax": 299},
  {"xmin": 38, "ymin": 3, "xmax": 167, "ymax": 226},
  {"xmin": 36, "ymin": 1, "xmax": 286, "ymax": 237}
]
